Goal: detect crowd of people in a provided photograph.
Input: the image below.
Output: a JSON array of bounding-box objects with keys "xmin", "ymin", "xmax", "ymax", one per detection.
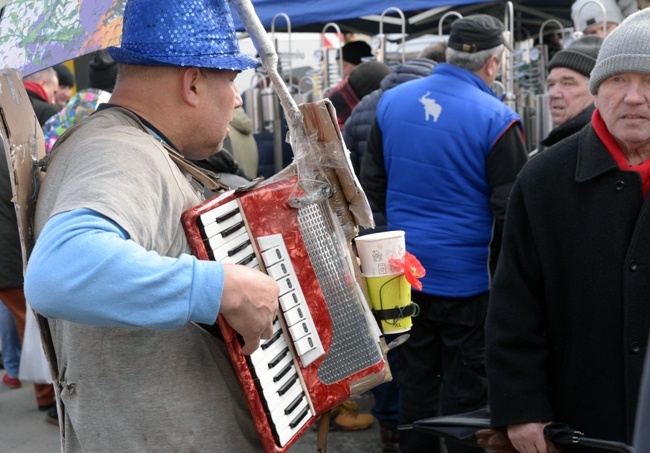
[{"xmin": 2, "ymin": 0, "xmax": 650, "ymax": 452}]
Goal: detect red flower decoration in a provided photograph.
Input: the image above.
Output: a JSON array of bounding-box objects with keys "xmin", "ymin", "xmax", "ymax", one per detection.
[{"xmin": 389, "ymin": 252, "xmax": 426, "ymax": 291}]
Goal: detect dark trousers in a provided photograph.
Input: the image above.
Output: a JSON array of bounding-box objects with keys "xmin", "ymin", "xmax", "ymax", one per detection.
[
  {"xmin": 371, "ymin": 333, "xmax": 401, "ymax": 429},
  {"xmin": 398, "ymin": 291, "xmax": 488, "ymax": 453}
]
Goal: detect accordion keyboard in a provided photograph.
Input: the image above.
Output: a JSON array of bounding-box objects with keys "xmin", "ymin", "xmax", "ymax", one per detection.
[
  {"xmin": 183, "ymin": 177, "xmax": 387, "ymax": 453},
  {"xmin": 197, "ymin": 199, "xmax": 324, "ymax": 446}
]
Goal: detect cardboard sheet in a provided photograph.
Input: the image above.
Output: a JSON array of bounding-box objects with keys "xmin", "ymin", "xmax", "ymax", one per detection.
[{"xmin": 0, "ymin": 68, "xmax": 46, "ymax": 271}]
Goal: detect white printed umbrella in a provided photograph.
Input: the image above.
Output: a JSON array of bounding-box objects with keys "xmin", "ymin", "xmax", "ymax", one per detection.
[{"xmin": 0, "ymin": 0, "xmax": 125, "ymax": 76}]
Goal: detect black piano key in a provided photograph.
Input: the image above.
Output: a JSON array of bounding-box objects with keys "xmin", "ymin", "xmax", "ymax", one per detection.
[
  {"xmin": 220, "ymin": 220, "xmax": 245, "ymax": 238},
  {"xmin": 268, "ymin": 347, "xmax": 290, "ymax": 369},
  {"xmin": 261, "ymin": 328, "xmax": 283, "ymax": 350},
  {"xmin": 199, "ymin": 222, "xmax": 209, "ymax": 241},
  {"xmin": 284, "ymin": 393, "xmax": 303, "ymax": 415},
  {"xmin": 228, "ymin": 240, "xmax": 250, "ymax": 257},
  {"xmin": 272, "ymin": 361, "xmax": 293, "ymax": 383},
  {"xmin": 277, "ymin": 374, "xmax": 298, "ymax": 396},
  {"xmin": 238, "ymin": 253, "xmax": 256, "ymax": 266},
  {"xmin": 289, "ymin": 406, "xmax": 310, "ymax": 429},
  {"xmin": 215, "ymin": 208, "xmax": 239, "ymax": 223}
]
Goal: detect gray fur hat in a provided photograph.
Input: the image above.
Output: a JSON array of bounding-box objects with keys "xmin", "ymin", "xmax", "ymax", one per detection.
[{"xmin": 589, "ymin": 8, "xmax": 650, "ymax": 93}]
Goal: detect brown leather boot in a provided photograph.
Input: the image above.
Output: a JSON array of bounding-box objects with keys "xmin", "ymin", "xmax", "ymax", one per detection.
[{"xmin": 379, "ymin": 421, "xmax": 399, "ymax": 452}]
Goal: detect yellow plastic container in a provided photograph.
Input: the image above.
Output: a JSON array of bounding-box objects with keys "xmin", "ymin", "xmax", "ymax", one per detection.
[{"xmin": 365, "ymin": 273, "xmax": 413, "ymax": 334}]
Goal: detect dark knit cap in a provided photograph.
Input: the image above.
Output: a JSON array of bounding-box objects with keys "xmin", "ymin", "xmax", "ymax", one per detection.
[
  {"xmin": 53, "ymin": 63, "xmax": 75, "ymax": 87},
  {"xmin": 340, "ymin": 41, "xmax": 373, "ymax": 65},
  {"xmin": 348, "ymin": 61, "xmax": 391, "ymax": 98},
  {"xmin": 89, "ymin": 50, "xmax": 118, "ymax": 92},
  {"xmin": 547, "ymin": 35, "xmax": 603, "ymax": 78}
]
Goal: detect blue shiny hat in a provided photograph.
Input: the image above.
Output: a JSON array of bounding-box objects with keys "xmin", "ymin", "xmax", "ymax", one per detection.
[{"xmin": 107, "ymin": 0, "xmax": 260, "ymax": 71}]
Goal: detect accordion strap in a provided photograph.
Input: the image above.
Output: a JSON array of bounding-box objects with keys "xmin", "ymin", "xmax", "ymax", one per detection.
[
  {"xmin": 159, "ymin": 141, "xmax": 230, "ymax": 193},
  {"xmin": 316, "ymin": 409, "xmax": 332, "ymax": 453},
  {"xmin": 90, "ymin": 105, "xmax": 231, "ymax": 193}
]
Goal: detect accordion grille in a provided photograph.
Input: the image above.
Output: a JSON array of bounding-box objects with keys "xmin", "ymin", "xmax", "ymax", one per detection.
[{"xmin": 298, "ymin": 201, "xmax": 382, "ymax": 384}]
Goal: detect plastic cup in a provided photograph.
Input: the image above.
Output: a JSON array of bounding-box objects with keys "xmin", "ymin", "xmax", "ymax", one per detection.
[
  {"xmin": 365, "ymin": 273, "xmax": 413, "ymax": 334},
  {"xmin": 355, "ymin": 230, "xmax": 406, "ymax": 277}
]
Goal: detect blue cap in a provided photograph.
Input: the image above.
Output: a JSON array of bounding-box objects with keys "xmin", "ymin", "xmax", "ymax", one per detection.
[{"xmin": 107, "ymin": 0, "xmax": 260, "ymax": 71}]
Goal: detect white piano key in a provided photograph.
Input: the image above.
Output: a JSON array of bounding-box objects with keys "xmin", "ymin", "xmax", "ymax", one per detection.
[
  {"xmin": 255, "ymin": 350, "xmax": 293, "ymax": 384},
  {"xmin": 279, "ymin": 291, "xmax": 302, "ymax": 312},
  {"xmin": 288, "ymin": 321, "xmax": 310, "ymax": 343},
  {"xmin": 259, "ymin": 360, "xmax": 296, "ymax": 403},
  {"xmin": 298, "ymin": 340, "xmax": 326, "ymax": 368},
  {"xmin": 262, "ymin": 371, "xmax": 301, "ymax": 414},
  {"xmin": 261, "ymin": 246, "xmax": 283, "ymax": 268},
  {"xmin": 202, "ymin": 211, "xmax": 244, "ymax": 239},
  {"xmin": 265, "ymin": 260, "xmax": 290, "ymax": 280},
  {"xmin": 268, "ymin": 384, "xmax": 303, "ymax": 421},
  {"xmin": 294, "ymin": 334, "xmax": 317, "ymax": 357},
  {"xmin": 198, "ymin": 199, "xmax": 239, "ymax": 227},
  {"xmin": 254, "ymin": 356, "xmax": 294, "ymax": 412},
  {"xmin": 257, "ymin": 321, "xmax": 283, "ymax": 351},
  {"xmin": 283, "ymin": 304, "xmax": 306, "ymax": 327},
  {"xmin": 256, "ymin": 234, "xmax": 283, "ymax": 252},
  {"xmin": 275, "ymin": 398, "xmax": 311, "ymax": 446},
  {"xmin": 276, "ymin": 276, "xmax": 296, "ymax": 297},
  {"xmin": 258, "ymin": 353, "xmax": 295, "ymax": 391},
  {"xmin": 264, "ymin": 345, "xmax": 292, "ymax": 372},
  {"xmin": 221, "ymin": 243, "xmax": 255, "ymax": 265},
  {"xmin": 250, "ymin": 334, "xmax": 288, "ymax": 368},
  {"xmin": 207, "ymin": 231, "xmax": 249, "ymax": 262}
]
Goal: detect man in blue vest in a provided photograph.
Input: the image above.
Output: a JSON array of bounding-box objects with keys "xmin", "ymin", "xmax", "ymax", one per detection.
[{"xmin": 360, "ymin": 14, "xmax": 528, "ymax": 453}]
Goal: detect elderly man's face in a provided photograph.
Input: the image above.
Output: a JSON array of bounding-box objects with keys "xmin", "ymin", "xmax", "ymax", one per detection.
[
  {"xmin": 594, "ymin": 72, "xmax": 650, "ymax": 153},
  {"xmin": 583, "ymin": 22, "xmax": 618, "ymax": 37},
  {"xmin": 547, "ymin": 67, "xmax": 593, "ymax": 127}
]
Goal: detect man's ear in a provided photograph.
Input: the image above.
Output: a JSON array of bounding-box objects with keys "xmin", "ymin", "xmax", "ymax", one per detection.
[
  {"xmin": 181, "ymin": 67, "xmax": 202, "ymax": 107},
  {"xmin": 485, "ymin": 55, "xmax": 499, "ymax": 78}
]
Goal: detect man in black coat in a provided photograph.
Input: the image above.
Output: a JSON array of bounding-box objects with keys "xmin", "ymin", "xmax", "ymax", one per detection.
[
  {"xmin": 540, "ymin": 35, "xmax": 603, "ymax": 151},
  {"xmin": 486, "ymin": 8, "xmax": 650, "ymax": 452},
  {"xmin": 22, "ymin": 67, "xmax": 60, "ymax": 126}
]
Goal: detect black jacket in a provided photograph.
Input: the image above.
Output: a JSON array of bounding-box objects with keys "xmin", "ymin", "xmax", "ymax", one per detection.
[
  {"xmin": 486, "ymin": 124, "xmax": 650, "ymax": 445},
  {"xmin": 26, "ymin": 89, "xmax": 59, "ymax": 126},
  {"xmin": 540, "ymin": 104, "xmax": 595, "ymax": 150},
  {"xmin": 0, "ymin": 139, "xmax": 24, "ymax": 287}
]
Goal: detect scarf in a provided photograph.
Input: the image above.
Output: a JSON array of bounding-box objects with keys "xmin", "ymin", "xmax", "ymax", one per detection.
[
  {"xmin": 23, "ymin": 81, "xmax": 50, "ymax": 103},
  {"xmin": 593, "ymin": 109, "xmax": 650, "ymax": 197}
]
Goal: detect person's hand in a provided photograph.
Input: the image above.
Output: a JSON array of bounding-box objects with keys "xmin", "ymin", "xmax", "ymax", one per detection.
[
  {"xmin": 507, "ymin": 422, "xmax": 561, "ymax": 453},
  {"xmin": 219, "ymin": 264, "xmax": 279, "ymax": 355}
]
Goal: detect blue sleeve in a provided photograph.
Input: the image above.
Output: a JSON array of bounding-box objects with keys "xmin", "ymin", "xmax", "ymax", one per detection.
[{"xmin": 25, "ymin": 208, "xmax": 223, "ymax": 328}]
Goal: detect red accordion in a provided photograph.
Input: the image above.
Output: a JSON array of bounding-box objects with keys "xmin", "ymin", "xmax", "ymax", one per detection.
[{"xmin": 181, "ymin": 176, "xmax": 389, "ymax": 453}]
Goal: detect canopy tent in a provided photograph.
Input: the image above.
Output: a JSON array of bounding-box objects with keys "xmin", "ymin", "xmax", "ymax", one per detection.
[
  {"xmin": 0, "ymin": 0, "xmax": 573, "ymax": 77},
  {"xmin": 230, "ymin": 0, "xmax": 573, "ymax": 43}
]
